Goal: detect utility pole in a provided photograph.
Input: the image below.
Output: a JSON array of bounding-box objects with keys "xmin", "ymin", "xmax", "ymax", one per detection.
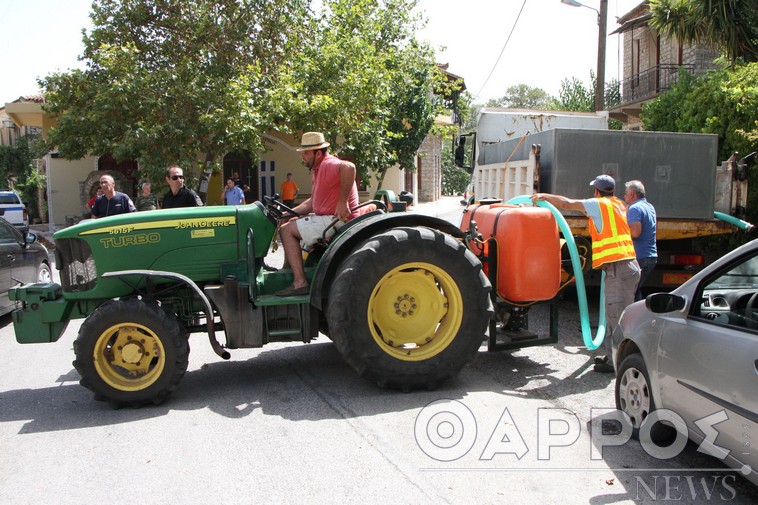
[
  {"xmin": 561, "ymin": 0, "xmax": 608, "ymax": 112},
  {"xmin": 595, "ymin": 0, "xmax": 608, "ymax": 112}
]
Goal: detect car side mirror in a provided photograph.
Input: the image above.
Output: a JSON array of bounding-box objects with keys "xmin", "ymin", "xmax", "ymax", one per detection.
[
  {"xmin": 23, "ymin": 231, "xmax": 38, "ymax": 246},
  {"xmin": 645, "ymin": 293, "xmax": 686, "ymax": 313},
  {"xmin": 453, "ymin": 133, "xmax": 476, "ymax": 174}
]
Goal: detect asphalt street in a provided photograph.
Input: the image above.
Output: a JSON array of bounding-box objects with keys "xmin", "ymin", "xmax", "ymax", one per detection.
[{"xmin": 2, "ymin": 197, "xmax": 757, "ymax": 504}]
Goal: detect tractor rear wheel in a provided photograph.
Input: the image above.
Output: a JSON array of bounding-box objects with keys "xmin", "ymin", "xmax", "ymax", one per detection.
[
  {"xmin": 327, "ymin": 226, "xmax": 492, "ymax": 390},
  {"xmin": 73, "ymin": 298, "xmax": 189, "ymax": 406}
]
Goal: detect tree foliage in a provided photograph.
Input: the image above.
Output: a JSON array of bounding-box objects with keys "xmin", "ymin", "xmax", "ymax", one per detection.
[
  {"xmin": 649, "ymin": 0, "xmax": 758, "ymax": 65},
  {"xmin": 271, "ymin": 0, "xmax": 443, "ymax": 186},
  {"xmin": 641, "ymin": 62, "xmax": 758, "ymax": 228},
  {"xmin": 0, "ymin": 134, "xmax": 47, "ymax": 221},
  {"xmin": 42, "ymin": 0, "xmax": 311, "ymax": 180},
  {"xmin": 485, "ymin": 84, "xmax": 553, "ymax": 109},
  {"xmin": 549, "ymin": 72, "xmax": 622, "ymax": 129},
  {"xmin": 41, "ymin": 0, "xmax": 443, "ymax": 188},
  {"xmin": 551, "ymin": 77, "xmax": 594, "ymax": 112},
  {"xmin": 641, "ymin": 62, "xmax": 758, "ymax": 160}
]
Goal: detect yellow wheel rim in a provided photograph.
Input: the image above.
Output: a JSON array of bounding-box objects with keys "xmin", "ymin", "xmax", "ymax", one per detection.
[
  {"xmin": 92, "ymin": 323, "xmax": 166, "ymax": 391},
  {"xmin": 368, "ymin": 262, "xmax": 463, "ymax": 361}
]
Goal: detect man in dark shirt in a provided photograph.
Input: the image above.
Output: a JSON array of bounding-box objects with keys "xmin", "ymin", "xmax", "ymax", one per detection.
[
  {"xmin": 162, "ymin": 165, "xmax": 203, "ymax": 208},
  {"xmin": 91, "ymin": 174, "xmax": 136, "ymax": 218}
]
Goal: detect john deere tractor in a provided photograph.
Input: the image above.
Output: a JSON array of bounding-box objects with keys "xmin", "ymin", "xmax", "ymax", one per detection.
[{"xmin": 11, "ymin": 198, "xmax": 492, "ymax": 406}]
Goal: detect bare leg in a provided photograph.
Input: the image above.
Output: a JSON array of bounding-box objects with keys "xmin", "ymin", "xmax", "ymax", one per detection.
[{"xmin": 279, "ymin": 220, "xmax": 308, "ymax": 288}]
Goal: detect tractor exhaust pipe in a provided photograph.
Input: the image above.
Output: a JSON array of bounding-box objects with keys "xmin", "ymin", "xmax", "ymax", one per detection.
[{"xmin": 206, "ymin": 317, "xmax": 231, "ymax": 360}]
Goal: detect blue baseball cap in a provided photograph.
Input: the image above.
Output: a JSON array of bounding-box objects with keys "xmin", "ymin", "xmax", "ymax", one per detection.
[{"xmin": 590, "ymin": 175, "xmax": 616, "ymax": 192}]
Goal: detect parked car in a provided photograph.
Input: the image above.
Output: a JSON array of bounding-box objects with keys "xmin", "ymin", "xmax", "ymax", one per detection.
[
  {"xmin": 0, "ymin": 217, "xmax": 51, "ymax": 317},
  {"xmin": 0, "ymin": 189, "xmax": 29, "ymax": 231},
  {"xmin": 613, "ymin": 238, "xmax": 758, "ymax": 487}
]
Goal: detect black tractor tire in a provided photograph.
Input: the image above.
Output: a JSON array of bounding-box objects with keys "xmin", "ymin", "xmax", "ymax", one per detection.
[
  {"xmin": 327, "ymin": 226, "xmax": 492, "ymax": 391},
  {"xmin": 73, "ymin": 298, "xmax": 189, "ymax": 407},
  {"xmin": 615, "ymin": 352, "xmax": 676, "ymax": 442}
]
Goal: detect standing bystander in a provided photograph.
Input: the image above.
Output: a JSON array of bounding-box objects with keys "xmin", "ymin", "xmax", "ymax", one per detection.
[
  {"xmin": 223, "ymin": 178, "xmax": 246, "ymax": 205},
  {"xmin": 91, "ymin": 174, "xmax": 136, "ymax": 218},
  {"xmin": 162, "ymin": 166, "xmax": 203, "ymax": 208},
  {"xmin": 243, "ymin": 183, "xmax": 254, "ymax": 203},
  {"xmin": 135, "ymin": 182, "xmax": 159, "ymax": 211},
  {"xmin": 624, "ymin": 180, "xmax": 657, "ymax": 301},
  {"xmin": 280, "ymin": 172, "xmax": 299, "ymax": 208},
  {"xmin": 87, "ymin": 187, "xmax": 103, "ymax": 211}
]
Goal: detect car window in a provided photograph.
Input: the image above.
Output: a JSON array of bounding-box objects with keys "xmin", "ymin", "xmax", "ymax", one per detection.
[
  {"xmin": 0, "ymin": 220, "xmax": 18, "ymax": 244},
  {"xmin": 0, "ymin": 194, "xmax": 20, "ymax": 205},
  {"xmin": 705, "ymin": 255, "xmax": 758, "ymax": 290},
  {"xmin": 697, "ymin": 253, "xmax": 758, "ymax": 330}
]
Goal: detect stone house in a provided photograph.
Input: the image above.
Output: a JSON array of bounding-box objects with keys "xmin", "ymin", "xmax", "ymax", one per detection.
[{"xmin": 607, "ymin": 1, "xmax": 721, "ymax": 129}]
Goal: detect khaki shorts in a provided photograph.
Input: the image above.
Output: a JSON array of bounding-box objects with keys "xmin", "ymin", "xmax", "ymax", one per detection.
[{"xmin": 295, "ymin": 214, "xmax": 339, "ymax": 247}]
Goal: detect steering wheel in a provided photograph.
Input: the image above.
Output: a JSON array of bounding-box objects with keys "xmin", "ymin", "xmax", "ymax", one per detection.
[
  {"xmin": 745, "ymin": 292, "xmax": 758, "ymax": 326},
  {"xmin": 263, "ymin": 195, "xmax": 299, "ymax": 219}
]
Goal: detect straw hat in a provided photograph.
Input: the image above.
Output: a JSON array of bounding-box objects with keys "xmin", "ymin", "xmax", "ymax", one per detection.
[{"xmin": 297, "ymin": 131, "xmax": 330, "ymax": 151}]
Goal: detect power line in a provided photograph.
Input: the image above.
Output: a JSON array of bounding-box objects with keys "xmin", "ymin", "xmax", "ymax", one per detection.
[{"xmin": 474, "ymin": 0, "xmax": 529, "ymax": 100}]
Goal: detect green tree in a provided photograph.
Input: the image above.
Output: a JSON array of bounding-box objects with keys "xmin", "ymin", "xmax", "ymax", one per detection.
[
  {"xmin": 551, "ymin": 77, "xmax": 594, "ymax": 112},
  {"xmin": 649, "ymin": 0, "xmax": 758, "ymax": 65},
  {"xmin": 0, "ymin": 134, "xmax": 47, "ymax": 222},
  {"xmin": 641, "ymin": 63, "xmax": 758, "ymax": 160},
  {"xmin": 271, "ymin": 0, "xmax": 443, "ymax": 187},
  {"xmin": 550, "ymin": 72, "xmax": 622, "ymax": 129},
  {"xmin": 451, "ymin": 91, "xmax": 478, "ymax": 131},
  {"xmin": 441, "ymin": 150, "xmax": 470, "ymax": 196},
  {"xmin": 41, "ymin": 0, "xmax": 440, "ymax": 191},
  {"xmin": 485, "ymin": 84, "xmax": 553, "ymax": 109},
  {"xmin": 41, "ymin": 0, "xmax": 311, "ymax": 183}
]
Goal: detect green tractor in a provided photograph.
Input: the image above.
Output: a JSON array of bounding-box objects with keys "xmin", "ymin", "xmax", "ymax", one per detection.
[{"xmin": 11, "ymin": 197, "xmax": 492, "ymax": 406}]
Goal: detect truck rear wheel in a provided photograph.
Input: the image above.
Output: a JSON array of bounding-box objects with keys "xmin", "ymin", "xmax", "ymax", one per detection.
[
  {"xmin": 327, "ymin": 226, "xmax": 492, "ymax": 390},
  {"xmin": 73, "ymin": 298, "xmax": 189, "ymax": 406}
]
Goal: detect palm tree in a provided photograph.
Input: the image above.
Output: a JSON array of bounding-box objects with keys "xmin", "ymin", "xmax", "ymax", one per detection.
[{"xmin": 649, "ymin": 0, "xmax": 757, "ymax": 65}]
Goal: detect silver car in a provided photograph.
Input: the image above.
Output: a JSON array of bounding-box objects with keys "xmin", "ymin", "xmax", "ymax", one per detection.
[{"xmin": 613, "ymin": 237, "xmax": 758, "ymax": 487}]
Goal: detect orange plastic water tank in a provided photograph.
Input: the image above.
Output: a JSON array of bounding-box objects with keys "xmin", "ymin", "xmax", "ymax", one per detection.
[{"xmin": 461, "ymin": 203, "xmax": 560, "ymax": 302}]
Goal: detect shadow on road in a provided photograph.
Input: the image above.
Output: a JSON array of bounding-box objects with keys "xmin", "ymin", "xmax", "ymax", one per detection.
[{"xmin": 0, "ymin": 289, "xmax": 618, "ymax": 434}]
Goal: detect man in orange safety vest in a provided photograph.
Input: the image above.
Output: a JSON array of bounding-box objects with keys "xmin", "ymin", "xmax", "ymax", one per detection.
[{"xmin": 532, "ymin": 175, "xmax": 640, "ymax": 373}]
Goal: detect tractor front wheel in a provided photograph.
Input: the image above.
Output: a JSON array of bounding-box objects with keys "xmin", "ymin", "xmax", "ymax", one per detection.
[
  {"xmin": 327, "ymin": 226, "xmax": 492, "ymax": 390},
  {"xmin": 73, "ymin": 298, "xmax": 189, "ymax": 406}
]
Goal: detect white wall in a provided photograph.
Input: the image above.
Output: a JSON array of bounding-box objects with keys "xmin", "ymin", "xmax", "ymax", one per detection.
[
  {"xmin": 476, "ymin": 108, "xmax": 609, "ymax": 151},
  {"xmin": 47, "ymin": 155, "xmax": 97, "ymax": 227}
]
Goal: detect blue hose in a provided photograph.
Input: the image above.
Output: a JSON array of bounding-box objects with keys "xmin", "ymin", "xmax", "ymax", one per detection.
[{"xmin": 505, "ymin": 196, "xmax": 605, "ymax": 350}]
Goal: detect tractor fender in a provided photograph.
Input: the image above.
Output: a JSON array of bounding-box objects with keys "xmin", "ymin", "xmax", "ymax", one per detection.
[
  {"xmin": 101, "ymin": 269, "xmax": 231, "ymax": 360},
  {"xmin": 310, "ymin": 213, "xmax": 465, "ymax": 311}
]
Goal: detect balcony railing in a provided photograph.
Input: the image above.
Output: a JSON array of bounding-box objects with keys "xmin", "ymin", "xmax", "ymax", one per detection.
[{"xmin": 620, "ymin": 64, "xmax": 695, "ymax": 105}]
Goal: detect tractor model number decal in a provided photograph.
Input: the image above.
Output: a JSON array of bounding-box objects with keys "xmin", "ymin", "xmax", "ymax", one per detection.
[
  {"xmin": 100, "ymin": 233, "xmax": 161, "ymax": 249},
  {"xmin": 107, "ymin": 226, "xmax": 135, "ymax": 235},
  {"xmin": 191, "ymin": 229, "xmax": 215, "ymax": 239}
]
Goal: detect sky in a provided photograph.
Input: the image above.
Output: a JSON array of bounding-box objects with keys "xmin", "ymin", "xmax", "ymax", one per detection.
[{"xmin": 1, "ymin": 0, "xmax": 643, "ymax": 105}]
